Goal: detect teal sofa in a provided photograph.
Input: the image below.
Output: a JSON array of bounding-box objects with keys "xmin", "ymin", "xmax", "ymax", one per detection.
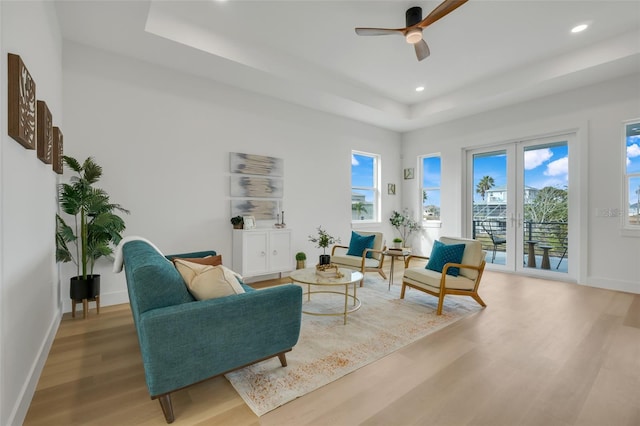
[{"xmin": 121, "ymin": 240, "xmax": 302, "ymax": 423}]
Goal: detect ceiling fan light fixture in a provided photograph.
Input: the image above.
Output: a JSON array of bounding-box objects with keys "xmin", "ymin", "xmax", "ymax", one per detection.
[{"xmin": 405, "ymin": 29, "xmax": 422, "ymax": 44}]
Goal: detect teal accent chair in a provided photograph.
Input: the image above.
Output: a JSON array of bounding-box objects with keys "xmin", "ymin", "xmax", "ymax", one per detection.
[{"xmin": 121, "ymin": 240, "xmax": 302, "ymax": 423}]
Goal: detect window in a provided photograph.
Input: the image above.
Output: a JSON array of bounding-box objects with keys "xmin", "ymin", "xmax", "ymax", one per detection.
[
  {"xmin": 351, "ymin": 151, "xmax": 379, "ymax": 222},
  {"xmin": 421, "ymin": 155, "xmax": 441, "ymax": 222},
  {"xmin": 625, "ymin": 120, "xmax": 640, "ymax": 228}
]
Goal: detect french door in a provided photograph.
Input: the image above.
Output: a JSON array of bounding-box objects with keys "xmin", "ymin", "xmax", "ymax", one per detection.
[{"xmin": 466, "ymin": 134, "xmax": 573, "ymax": 278}]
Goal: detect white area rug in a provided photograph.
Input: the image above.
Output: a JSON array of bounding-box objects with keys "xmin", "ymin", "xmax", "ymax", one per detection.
[{"xmin": 225, "ymin": 275, "xmax": 482, "ymax": 416}]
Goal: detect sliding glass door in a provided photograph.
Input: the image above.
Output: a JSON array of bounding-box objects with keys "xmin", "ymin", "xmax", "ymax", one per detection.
[{"xmin": 468, "ymin": 135, "xmax": 571, "ymax": 277}]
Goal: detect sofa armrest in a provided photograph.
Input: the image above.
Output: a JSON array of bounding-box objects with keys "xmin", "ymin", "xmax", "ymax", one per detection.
[{"xmin": 136, "ymin": 284, "xmax": 302, "ymax": 397}]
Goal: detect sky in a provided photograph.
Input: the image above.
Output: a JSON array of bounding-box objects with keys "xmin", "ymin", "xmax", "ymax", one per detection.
[
  {"xmin": 351, "ymin": 153, "xmax": 374, "ymax": 188},
  {"xmin": 628, "ymin": 130, "xmax": 640, "ymax": 208},
  {"xmin": 472, "ymin": 143, "xmax": 568, "ymax": 203}
]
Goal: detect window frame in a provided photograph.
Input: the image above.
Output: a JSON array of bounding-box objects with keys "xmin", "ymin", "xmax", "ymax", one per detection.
[
  {"xmin": 623, "ymin": 118, "xmax": 640, "ymax": 235},
  {"xmin": 351, "ymin": 150, "xmax": 380, "ymax": 224},
  {"xmin": 419, "ymin": 154, "xmax": 442, "ymax": 227}
]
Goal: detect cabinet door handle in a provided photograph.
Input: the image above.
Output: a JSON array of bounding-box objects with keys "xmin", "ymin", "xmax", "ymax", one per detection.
[
  {"xmin": 273, "ymin": 250, "xmax": 278, "ymax": 256},
  {"xmin": 260, "ymin": 251, "xmax": 266, "ymax": 257}
]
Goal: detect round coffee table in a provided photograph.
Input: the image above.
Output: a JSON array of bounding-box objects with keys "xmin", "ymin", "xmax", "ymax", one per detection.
[{"xmin": 289, "ymin": 267, "xmax": 363, "ymax": 325}]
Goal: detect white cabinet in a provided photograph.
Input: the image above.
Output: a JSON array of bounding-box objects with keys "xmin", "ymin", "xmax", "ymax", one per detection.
[{"xmin": 232, "ymin": 229, "xmax": 292, "ymax": 277}]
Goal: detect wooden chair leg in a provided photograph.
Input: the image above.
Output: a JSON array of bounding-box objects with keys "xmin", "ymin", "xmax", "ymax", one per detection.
[
  {"xmin": 378, "ymin": 270, "xmax": 387, "ymax": 280},
  {"xmin": 157, "ymin": 394, "xmax": 175, "ymax": 423},
  {"xmin": 472, "ymin": 293, "xmax": 487, "ymax": 307},
  {"xmin": 436, "ymin": 293, "xmax": 446, "ymax": 315},
  {"xmin": 400, "ymin": 283, "xmax": 407, "ymax": 299},
  {"xmin": 278, "ymin": 352, "xmax": 287, "ymax": 367}
]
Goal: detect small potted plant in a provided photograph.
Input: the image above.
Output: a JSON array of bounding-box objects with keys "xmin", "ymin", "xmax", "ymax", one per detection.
[
  {"xmin": 392, "ymin": 237, "xmax": 403, "ymax": 249},
  {"xmin": 295, "ymin": 252, "xmax": 306, "ymax": 269},
  {"xmin": 308, "ymin": 226, "xmax": 340, "ymax": 265},
  {"xmin": 230, "ymin": 216, "xmax": 244, "ymax": 229}
]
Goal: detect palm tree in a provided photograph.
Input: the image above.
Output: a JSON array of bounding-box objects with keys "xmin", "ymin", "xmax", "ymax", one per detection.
[
  {"xmin": 476, "ymin": 176, "xmax": 495, "ymax": 201},
  {"xmin": 352, "ymin": 202, "xmax": 368, "ymax": 220}
]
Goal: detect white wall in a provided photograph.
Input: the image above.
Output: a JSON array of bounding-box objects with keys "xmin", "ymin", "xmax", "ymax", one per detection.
[
  {"xmin": 402, "ymin": 73, "xmax": 640, "ymax": 294},
  {"xmin": 0, "ymin": 2, "xmax": 62, "ymax": 425},
  {"xmin": 62, "ymin": 42, "xmax": 402, "ymax": 307}
]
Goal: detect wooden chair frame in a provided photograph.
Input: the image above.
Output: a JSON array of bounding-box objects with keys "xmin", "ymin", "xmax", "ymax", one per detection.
[
  {"xmin": 401, "ymin": 254, "xmax": 487, "ymax": 315},
  {"xmin": 331, "ymin": 245, "xmax": 387, "ymax": 286}
]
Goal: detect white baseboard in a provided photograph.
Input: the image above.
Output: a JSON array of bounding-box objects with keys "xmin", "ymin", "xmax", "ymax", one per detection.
[
  {"xmin": 9, "ymin": 304, "xmax": 62, "ymax": 426},
  {"xmin": 585, "ymin": 276, "xmax": 640, "ymax": 294}
]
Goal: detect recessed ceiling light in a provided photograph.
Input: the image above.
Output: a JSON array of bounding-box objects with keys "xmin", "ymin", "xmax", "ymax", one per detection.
[
  {"xmin": 416, "ymin": 86, "xmax": 425, "ymax": 92},
  {"xmin": 571, "ymin": 24, "xmax": 588, "ymax": 33}
]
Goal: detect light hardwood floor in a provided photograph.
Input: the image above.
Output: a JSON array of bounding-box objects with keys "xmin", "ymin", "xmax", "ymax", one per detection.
[{"xmin": 24, "ymin": 268, "xmax": 640, "ymax": 426}]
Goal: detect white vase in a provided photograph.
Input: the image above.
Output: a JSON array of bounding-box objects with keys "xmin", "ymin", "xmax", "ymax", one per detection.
[{"xmin": 393, "ymin": 241, "xmax": 402, "ymax": 249}]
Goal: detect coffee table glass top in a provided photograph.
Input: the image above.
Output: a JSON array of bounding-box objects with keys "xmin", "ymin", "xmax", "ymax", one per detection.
[{"xmin": 289, "ymin": 267, "xmax": 363, "ymax": 285}]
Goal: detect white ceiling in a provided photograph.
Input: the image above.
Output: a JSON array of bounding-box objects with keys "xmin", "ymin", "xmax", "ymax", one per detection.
[{"xmin": 55, "ymin": 0, "xmax": 640, "ymax": 132}]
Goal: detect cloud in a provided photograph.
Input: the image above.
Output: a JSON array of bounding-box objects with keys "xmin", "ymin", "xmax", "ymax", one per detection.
[
  {"xmin": 628, "ymin": 143, "xmax": 640, "ymax": 158},
  {"xmin": 524, "ymin": 148, "xmax": 552, "ymax": 170},
  {"xmin": 545, "ymin": 156, "xmax": 568, "ymax": 177},
  {"xmin": 351, "ymin": 155, "xmax": 359, "ymax": 166}
]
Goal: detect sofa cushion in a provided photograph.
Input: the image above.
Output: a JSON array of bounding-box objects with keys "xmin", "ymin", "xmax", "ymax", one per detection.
[
  {"xmin": 426, "ymin": 240, "xmax": 465, "ymax": 276},
  {"xmin": 346, "ymin": 231, "xmax": 375, "ymax": 258},
  {"xmin": 174, "ymin": 260, "xmax": 245, "ymax": 300}
]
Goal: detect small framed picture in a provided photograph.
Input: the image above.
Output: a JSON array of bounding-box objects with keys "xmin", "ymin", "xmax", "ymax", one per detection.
[
  {"xmin": 387, "ymin": 183, "xmax": 396, "ymax": 195},
  {"xmin": 403, "ymin": 168, "xmax": 415, "ymax": 179},
  {"xmin": 242, "ymin": 215, "xmax": 256, "ymax": 229},
  {"xmin": 37, "ymin": 100, "xmax": 53, "ymax": 164},
  {"xmin": 8, "ymin": 53, "xmax": 36, "ymax": 149}
]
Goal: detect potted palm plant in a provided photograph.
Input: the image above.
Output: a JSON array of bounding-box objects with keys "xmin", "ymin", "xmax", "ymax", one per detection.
[{"xmin": 56, "ymin": 156, "xmax": 129, "ymax": 307}]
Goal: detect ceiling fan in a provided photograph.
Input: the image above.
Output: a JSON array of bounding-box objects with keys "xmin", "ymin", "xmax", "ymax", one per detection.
[{"xmin": 355, "ymin": 0, "xmax": 469, "ymax": 61}]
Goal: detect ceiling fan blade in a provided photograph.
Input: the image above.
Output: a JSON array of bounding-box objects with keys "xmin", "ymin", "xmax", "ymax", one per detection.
[
  {"xmin": 414, "ymin": 39, "xmax": 430, "ymax": 61},
  {"xmin": 418, "ymin": 0, "xmax": 468, "ymax": 29},
  {"xmin": 355, "ymin": 27, "xmax": 405, "ymax": 36}
]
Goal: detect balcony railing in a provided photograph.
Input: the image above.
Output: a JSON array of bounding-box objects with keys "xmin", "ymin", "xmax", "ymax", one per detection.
[{"xmin": 472, "ymin": 219, "xmax": 568, "ymax": 260}]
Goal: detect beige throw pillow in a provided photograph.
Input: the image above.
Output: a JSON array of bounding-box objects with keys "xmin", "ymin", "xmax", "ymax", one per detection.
[
  {"xmin": 170, "ymin": 254, "xmax": 222, "ymax": 267},
  {"xmin": 174, "ymin": 259, "xmax": 245, "ymax": 300}
]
